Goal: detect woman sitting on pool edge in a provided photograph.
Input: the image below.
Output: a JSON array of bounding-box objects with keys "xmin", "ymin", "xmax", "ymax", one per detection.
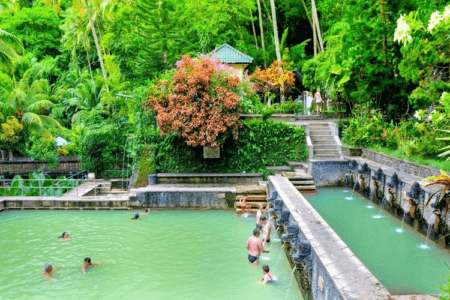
[
  {"xmin": 81, "ymin": 257, "xmax": 110, "ymax": 275},
  {"xmin": 59, "ymin": 232, "xmax": 70, "ymax": 241}
]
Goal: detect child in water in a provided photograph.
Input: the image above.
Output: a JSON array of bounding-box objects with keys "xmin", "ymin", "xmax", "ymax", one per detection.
[
  {"xmin": 81, "ymin": 257, "xmax": 110, "ymax": 275},
  {"xmin": 261, "ymin": 264, "xmax": 277, "ymax": 283},
  {"xmin": 59, "ymin": 232, "xmax": 70, "ymax": 241}
]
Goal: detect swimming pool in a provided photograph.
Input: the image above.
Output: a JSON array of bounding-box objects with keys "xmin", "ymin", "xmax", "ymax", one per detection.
[
  {"xmin": 307, "ymin": 188, "xmax": 450, "ymax": 295},
  {"xmin": 0, "ymin": 210, "xmax": 302, "ymax": 299}
]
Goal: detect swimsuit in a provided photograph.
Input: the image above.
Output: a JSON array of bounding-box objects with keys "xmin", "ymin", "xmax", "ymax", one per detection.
[{"xmin": 248, "ymin": 254, "xmax": 259, "ymax": 263}]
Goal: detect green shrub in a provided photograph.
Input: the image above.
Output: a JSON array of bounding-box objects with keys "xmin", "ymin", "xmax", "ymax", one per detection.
[
  {"xmin": 155, "ymin": 120, "xmax": 307, "ymax": 179},
  {"xmin": 134, "ymin": 144, "xmax": 156, "ymax": 187}
]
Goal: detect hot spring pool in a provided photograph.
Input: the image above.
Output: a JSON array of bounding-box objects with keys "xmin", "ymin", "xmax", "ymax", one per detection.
[
  {"xmin": 0, "ymin": 210, "xmax": 302, "ymax": 299},
  {"xmin": 307, "ymin": 188, "xmax": 450, "ymax": 295}
]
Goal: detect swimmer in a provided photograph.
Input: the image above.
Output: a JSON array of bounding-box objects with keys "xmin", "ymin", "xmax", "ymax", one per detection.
[
  {"xmin": 81, "ymin": 257, "xmax": 110, "ymax": 275},
  {"xmin": 261, "ymin": 264, "xmax": 277, "ymax": 283},
  {"xmin": 42, "ymin": 263, "xmax": 61, "ymax": 281},
  {"xmin": 59, "ymin": 232, "xmax": 70, "ymax": 241},
  {"xmin": 142, "ymin": 208, "xmax": 151, "ymax": 214},
  {"xmin": 256, "ymin": 204, "xmax": 263, "ymax": 229},
  {"xmin": 246, "ymin": 228, "xmax": 269, "ymax": 265},
  {"xmin": 261, "ymin": 216, "xmax": 271, "ymax": 245},
  {"xmin": 132, "ymin": 212, "xmax": 140, "ymax": 220}
]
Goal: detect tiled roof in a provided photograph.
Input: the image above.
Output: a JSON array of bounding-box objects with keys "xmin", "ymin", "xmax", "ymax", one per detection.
[{"xmin": 208, "ymin": 44, "xmax": 253, "ymax": 64}]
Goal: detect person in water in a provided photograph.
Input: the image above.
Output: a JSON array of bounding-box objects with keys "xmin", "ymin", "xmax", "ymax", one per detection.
[
  {"xmin": 132, "ymin": 212, "xmax": 140, "ymax": 220},
  {"xmin": 246, "ymin": 228, "xmax": 269, "ymax": 265},
  {"xmin": 261, "ymin": 264, "xmax": 277, "ymax": 283},
  {"xmin": 59, "ymin": 232, "xmax": 70, "ymax": 241},
  {"xmin": 256, "ymin": 204, "xmax": 263, "ymax": 229},
  {"xmin": 42, "ymin": 263, "xmax": 61, "ymax": 281},
  {"xmin": 81, "ymin": 257, "xmax": 110, "ymax": 275},
  {"xmin": 261, "ymin": 216, "xmax": 271, "ymax": 245},
  {"xmin": 142, "ymin": 208, "xmax": 150, "ymax": 214},
  {"xmin": 239, "ymin": 193, "xmax": 250, "ymax": 214}
]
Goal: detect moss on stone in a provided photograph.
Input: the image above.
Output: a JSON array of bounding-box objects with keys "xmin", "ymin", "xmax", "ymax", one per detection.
[{"xmin": 135, "ymin": 144, "xmax": 157, "ymax": 187}]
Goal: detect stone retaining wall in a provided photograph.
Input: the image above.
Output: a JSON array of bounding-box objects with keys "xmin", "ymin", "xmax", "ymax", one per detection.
[
  {"xmin": 0, "ymin": 198, "xmax": 140, "ymax": 211},
  {"xmin": 0, "ymin": 157, "xmax": 82, "ymax": 175},
  {"xmin": 156, "ymin": 173, "xmax": 262, "ymax": 185},
  {"xmin": 341, "ymin": 146, "xmax": 440, "ymax": 178}
]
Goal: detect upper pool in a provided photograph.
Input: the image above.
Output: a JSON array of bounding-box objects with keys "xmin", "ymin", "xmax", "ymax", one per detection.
[
  {"xmin": 306, "ymin": 188, "xmax": 450, "ymax": 295},
  {"xmin": 0, "ymin": 210, "xmax": 302, "ymax": 299}
]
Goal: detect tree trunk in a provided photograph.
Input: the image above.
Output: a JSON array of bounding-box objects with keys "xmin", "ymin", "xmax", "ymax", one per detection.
[
  {"xmin": 256, "ymin": 0, "xmax": 266, "ymax": 67},
  {"xmin": 83, "ymin": 0, "xmax": 108, "ymax": 84},
  {"xmin": 300, "ymin": 0, "xmax": 313, "ymax": 31},
  {"xmin": 313, "ymin": 13, "xmax": 317, "ymax": 56},
  {"xmin": 311, "ymin": 0, "xmax": 324, "ymax": 52},
  {"xmin": 378, "ymin": 0, "xmax": 387, "ymax": 64},
  {"xmin": 85, "ymin": 50, "xmax": 94, "ymax": 80},
  {"xmin": 261, "ymin": 0, "xmax": 273, "ymax": 24},
  {"xmin": 250, "ymin": 10, "xmax": 259, "ymax": 49},
  {"xmin": 270, "ymin": 0, "xmax": 281, "ymax": 62}
]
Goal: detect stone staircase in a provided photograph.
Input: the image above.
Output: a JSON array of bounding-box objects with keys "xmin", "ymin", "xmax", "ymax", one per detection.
[
  {"xmin": 235, "ymin": 185, "xmax": 267, "ymax": 214},
  {"xmin": 309, "ymin": 123, "xmax": 341, "ymax": 159},
  {"xmin": 282, "ymin": 171, "xmax": 316, "ymax": 193}
]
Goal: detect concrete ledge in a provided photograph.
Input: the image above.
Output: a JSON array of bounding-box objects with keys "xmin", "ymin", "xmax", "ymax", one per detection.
[
  {"xmin": 268, "ymin": 176, "xmax": 390, "ymax": 300},
  {"xmin": 156, "ymin": 173, "xmax": 263, "ymax": 185}
]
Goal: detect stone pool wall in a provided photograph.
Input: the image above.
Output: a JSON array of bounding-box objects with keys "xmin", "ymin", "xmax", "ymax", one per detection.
[
  {"xmin": 135, "ymin": 188, "xmax": 235, "ymax": 208},
  {"xmin": 267, "ymin": 176, "xmax": 390, "ymax": 300},
  {"xmin": 309, "ymin": 159, "xmax": 349, "ymax": 187},
  {"xmin": 0, "ymin": 197, "xmax": 141, "ymax": 211}
]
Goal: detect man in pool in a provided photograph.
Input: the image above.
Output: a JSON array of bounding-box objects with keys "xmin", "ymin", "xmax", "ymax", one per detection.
[
  {"xmin": 42, "ymin": 263, "xmax": 60, "ymax": 281},
  {"xmin": 261, "ymin": 216, "xmax": 271, "ymax": 245},
  {"xmin": 246, "ymin": 228, "xmax": 269, "ymax": 265},
  {"xmin": 132, "ymin": 212, "xmax": 140, "ymax": 220},
  {"xmin": 81, "ymin": 257, "xmax": 110, "ymax": 275},
  {"xmin": 59, "ymin": 232, "xmax": 70, "ymax": 241}
]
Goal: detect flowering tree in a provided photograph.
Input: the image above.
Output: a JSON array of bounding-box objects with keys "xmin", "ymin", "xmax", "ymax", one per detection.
[
  {"xmin": 250, "ymin": 61, "xmax": 295, "ymax": 103},
  {"xmin": 394, "ymin": 5, "xmax": 450, "ymax": 109},
  {"xmin": 146, "ymin": 55, "xmax": 243, "ymax": 148}
]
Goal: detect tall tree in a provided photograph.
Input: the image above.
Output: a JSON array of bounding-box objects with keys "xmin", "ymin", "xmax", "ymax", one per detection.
[
  {"xmin": 256, "ymin": 0, "xmax": 266, "ymax": 67},
  {"xmin": 269, "ymin": 0, "xmax": 281, "ymax": 61},
  {"xmin": 0, "ymin": 29, "xmax": 23, "ymax": 72}
]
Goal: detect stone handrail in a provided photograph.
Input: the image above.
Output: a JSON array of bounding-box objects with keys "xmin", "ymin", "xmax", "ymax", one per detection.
[{"xmin": 328, "ymin": 122, "xmax": 342, "ymax": 158}]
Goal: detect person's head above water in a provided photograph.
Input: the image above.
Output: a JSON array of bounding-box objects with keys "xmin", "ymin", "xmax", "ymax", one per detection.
[
  {"xmin": 84, "ymin": 257, "xmax": 91, "ymax": 264},
  {"xmin": 253, "ymin": 228, "xmax": 260, "ymax": 237},
  {"xmin": 59, "ymin": 232, "xmax": 69, "ymax": 238},
  {"xmin": 262, "ymin": 264, "xmax": 270, "ymax": 273},
  {"xmin": 133, "ymin": 212, "xmax": 139, "ymax": 219},
  {"xmin": 261, "ymin": 216, "xmax": 267, "ymax": 223},
  {"xmin": 44, "ymin": 263, "xmax": 52, "ymax": 272}
]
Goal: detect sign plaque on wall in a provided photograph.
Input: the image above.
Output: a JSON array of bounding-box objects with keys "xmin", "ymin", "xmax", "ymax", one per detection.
[{"xmin": 203, "ymin": 146, "xmax": 220, "ymax": 159}]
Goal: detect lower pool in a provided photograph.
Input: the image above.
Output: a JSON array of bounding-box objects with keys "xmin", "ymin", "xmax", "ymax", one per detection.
[
  {"xmin": 0, "ymin": 210, "xmax": 302, "ymax": 299},
  {"xmin": 307, "ymin": 188, "xmax": 450, "ymax": 295}
]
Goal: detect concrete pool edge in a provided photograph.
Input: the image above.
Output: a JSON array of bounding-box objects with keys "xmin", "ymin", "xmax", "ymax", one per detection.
[{"xmin": 268, "ymin": 176, "xmax": 391, "ymax": 300}]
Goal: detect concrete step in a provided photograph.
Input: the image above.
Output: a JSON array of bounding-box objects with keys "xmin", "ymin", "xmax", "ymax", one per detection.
[
  {"xmin": 310, "ymin": 135, "xmax": 333, "ymax": 139},
  {"xmin": 236, "ymin": 185, "xmax": 266, "ymax": 194},
  {"xmin": 309, "ymin": 130, "xmax": 331, "ymax": 134},
  {"xmin": 236, "ymin": 195, "xmax": 267, "ymax": 201},
  {"xmin": 313, "ymin": 155, "xmax": 341, "ymax": 159},
  {"xmin": 287, "ymin": 161, "xmax": 304, "ymax": 167},
  {"xmin": 266, "ymin": 166, "xmax": 291, "ymax": 171},
  {"xmin": 235, "ymin": 201, "xmax": 268, "ymax": 208},
  {"xmin": 313, "ymin": 146, "xmax": 337, "ymax": 150},
  {"xmin": 295, "ymin": 185, "xmax": 316, "ymax": 190},
  {"xmin": 290, "ymin": 180, "xmax": 315, "ymax": 185},
  {"xmin": 314, "ymin": 150, "xmax": 340, "ymax": 155},
  {"xmin": 286, "ymin": 175, "xmax": 314, "ymax": 180}
]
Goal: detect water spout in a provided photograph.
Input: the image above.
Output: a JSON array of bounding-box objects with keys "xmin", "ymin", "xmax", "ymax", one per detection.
[
  {"xmin": 346, "ymin": 181, "xmax": 358, "ymax": 200},
  {"xmin": 284, "ymin": 267, "xmax": 297, "ymax": 300}
]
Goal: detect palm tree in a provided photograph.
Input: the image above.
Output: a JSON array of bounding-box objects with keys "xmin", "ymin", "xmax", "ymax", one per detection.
[
  {"xmin": 0, "ymin": 68, "xmax": 64, "ymax": 139},
  {"xmin": 269, "ymin": 0, "xmax": 281, "ymax": 62},
  {"xmin": 256, "ymin": 0, "xmax": 266, "ymax": 67},
  {"xmin": 0, "ymin": 29, "xmax": 24, "ymax": 72}
]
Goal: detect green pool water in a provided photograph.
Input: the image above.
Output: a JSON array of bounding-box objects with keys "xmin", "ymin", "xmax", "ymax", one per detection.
[
  {"xmin": 307, "ymin": 188, "xmax": 450, "ymax": 295},
  {"xmin": 0, "ymin": 210, "xmax": 302, "ymax": 299}
]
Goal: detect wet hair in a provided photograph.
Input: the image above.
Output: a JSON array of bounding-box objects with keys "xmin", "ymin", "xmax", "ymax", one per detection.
[
  {"xmin": 59, "ymin": 232, "xmax": 68, "ymax": 238},
  {"xmin": 253, "ymin": 228, "xmax": 260, "ymax": 236},
  {"xmin": 145, "ymin": 209, "xmax": 149, "ymax": 212},
  {"xmin": 84, "ymin": 257, "xmax": 91, "ymax": 264},
  {"xmin": 261, "ymin": 216, "xmax": 267, "ymax": 222},
  {"xmin": 133, "ymin": 212, "xmax": 140, "ymax": 219},
  {"xmin": 262, "ymin": 264, "xmax": 270, "ymax": 272}
]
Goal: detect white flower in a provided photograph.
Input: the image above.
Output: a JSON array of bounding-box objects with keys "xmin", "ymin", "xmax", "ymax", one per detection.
[
  {"xmin": 394, "ymin": 15, "xmax": 412, "ymax": 45},
  {"xmin": 443, "ymin": 5, "xmax": 450, "ymax": 20},
  {"xmin": 428, "ymin": 11, "xmax": 443, "ymax": 32},
  {"xmin": 414, "ymin": 110, "xmax": 420, "ymax": 118}
]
